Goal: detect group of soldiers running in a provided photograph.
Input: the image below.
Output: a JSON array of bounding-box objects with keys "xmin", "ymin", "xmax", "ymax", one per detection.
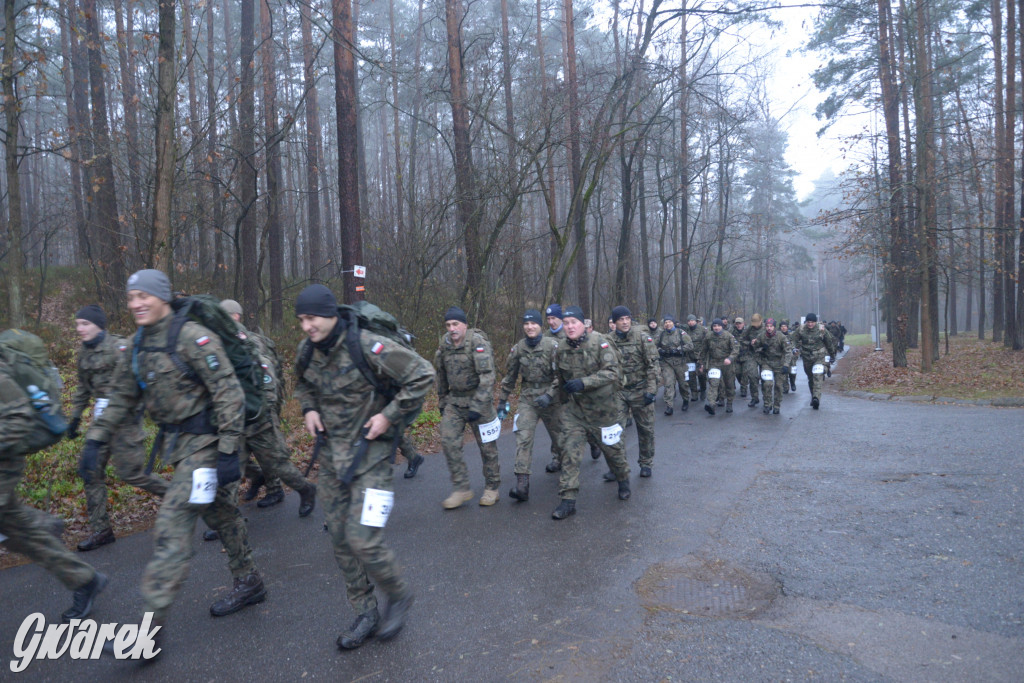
[{"xmin": 0, "ymin": 272, "xmax": 841, "ymax": 659}]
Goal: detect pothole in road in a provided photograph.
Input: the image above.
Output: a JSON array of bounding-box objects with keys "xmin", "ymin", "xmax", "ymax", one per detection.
[{"xmin": 635, "ymin": 557, "xmax": 780, "ymax": 618}]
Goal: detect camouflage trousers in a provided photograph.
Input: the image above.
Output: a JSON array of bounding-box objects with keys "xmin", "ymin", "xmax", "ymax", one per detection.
[
  {"xmin": 142, "ymin": 447, "xmax": 256, "ymax": 621},
  {"xmin": 619, "ymin": 391, "xmax": 655, "ymax": 467},
  {"xmin": 321, "ymin": 450, "xmax": 408, "ymax": 614},
  {"xmin": 706, "ymin": 363, "xmax": 736, "ymax": 404},
  {"xmin": 736, "ymin": 357, "xmax": 758, "ymax": 396},
  {"xmin": 1, "ymin": 456, "xmax": 96, "ymax": 591},
  {"xmin": 661, "ymin": 359, "xmax": 690, "ymax": 405},
  {"xmin": 396, "ymin": 431, "xmax": 419, "ymax": 461},
  {"xmin": 245, "ymin": 414, "xmax": 309, "ymax": 495},
  {"xmin": 781, "ymin": 362, "xmax": 794, "ymax": 393},
  {"xmin": 559, "ymin": 398, "xmax": 629, "ymax": 500},
  {"xmin": 512, "ymin": 397, "xmax": 563, "ymax": 475},
  {"xmin": 84, "ymin": 420, "xmax": 168, "ymax": 532},
  {"xmin": 440, "ymin": 403, "xmax": 500, "ymax": 490},
  {"xmin": 759, "ymin": 365, "xmax": 787, "ymax": 409},
  {"xmin": 802, "ymin": 356, "xmax": 827, "ymax": 400},
  {"xmin": 688, "ymin": 363, "xmax": 706, "ymax": 398}
]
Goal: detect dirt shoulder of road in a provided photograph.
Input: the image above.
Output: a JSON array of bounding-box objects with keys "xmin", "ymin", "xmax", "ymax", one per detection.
[{"xmin": 834, "ymin": 335, "xmax": 1024, "ymax": 402}]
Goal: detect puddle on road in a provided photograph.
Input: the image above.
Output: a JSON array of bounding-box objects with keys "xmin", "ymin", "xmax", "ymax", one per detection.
[{"xmin": 636, "ymin": 556, "xmax": 780, "ymax": 618}]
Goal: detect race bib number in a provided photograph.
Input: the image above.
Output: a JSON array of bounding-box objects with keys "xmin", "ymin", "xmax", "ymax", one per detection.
[
  {"xmin": 684, "ymin": 372, "xmax": 690, "ymax": 381},
  {"xmin": 812, "ymin": 363, "xmax": 825, "ymax": 375},
  {"xmin": 687, "ymin": 363, "xmax": 696, "ymax": 372},
  {"xmin": 761, "ymin": 369, "xmax": 774, "ymax": 381},
  {"xmin": 707, "ymin": 368, "xmax": 722, "ymax": 379},
  {"xmin": 512, "ymin": 413, "xmax": 520, "ymax": 433},
  {"xmin": 791, "ymin": 366, "xmax": 798, "ymax": 374},
  {"xmin": 93, "ymin": 398, "xmax": 109, "ymax": 419},
  {"xmin": 189, "ymin": 468, "xmax": 218, "ymax": 504},
  {"xmin": 825, "ymin": 355, "xmax": 831, "ymax": 363},
  {"xmin": 478, "ymin": 417, "xmax": 501, "ymax": 443},
  {"xmin": 360, "ymin": 488, "xmax": 394, "ymax": 528},
  {"xmin": 601, "ymin": 423, "xmax": 623, "ymax": 446}
]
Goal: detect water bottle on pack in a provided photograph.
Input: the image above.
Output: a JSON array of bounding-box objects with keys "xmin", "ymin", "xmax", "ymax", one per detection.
[{"xmin": 27, "ymin": 385, "xmax": 51, "ymax": 412}]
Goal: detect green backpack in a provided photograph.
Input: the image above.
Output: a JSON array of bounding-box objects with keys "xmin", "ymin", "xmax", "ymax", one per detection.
[{"xmin": 0, "ymin": 329, "xmax": 69, "ymax": 453}]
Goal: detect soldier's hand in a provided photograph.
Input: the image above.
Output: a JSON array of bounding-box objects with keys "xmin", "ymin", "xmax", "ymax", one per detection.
[
  {"xmin": 724, "ymin": 359, "xmax": 731, "ymax": 365},
  {"xmin": 643, "ymin": 392, "xmax": 656, "ymax": 405},
  {"xmin": 67, "ymin": 417, "xmax": 81, "ymax": 440},
  {"xmin": 216, "ymin": 450, "xmax": 242, "ymax": 487},
  {"xmin": 533, "ymin": 394, "xmax": 552, "ymax": 409},
  {"xmin": 466, "ymin": 410, "xmax": 482, "ymax": 423},
  {"xmin": 496, "ymin": 401, "xmax": 510, "ymax": 420},
  {"xmin": 364, "ymin": 413, "xmax": 392, "ymax": 440},
  {"xmin": 563, "ymin": 379, "xmax": 585, "ymax": 394},
  {"xmin": 304, "ymin": 410, "xmax": 325, "ymax": 437},
  {"xmin": 78, "ymin": 439, "xmax": 103, "ymax": 484}
]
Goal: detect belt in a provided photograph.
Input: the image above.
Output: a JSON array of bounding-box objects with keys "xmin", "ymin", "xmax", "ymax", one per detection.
[{"xmin": 145, "ymin": 407, "xmax": 217, "ymax": 474}]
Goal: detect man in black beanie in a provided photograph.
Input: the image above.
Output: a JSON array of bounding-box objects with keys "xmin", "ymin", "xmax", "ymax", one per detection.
[
  {"xmin": 70, "ymin": 304, "xmax": 168, "ymax": 551},
  {"xmin": 434, "ymin": 306, "xmax": 502, "ymax": 508}
]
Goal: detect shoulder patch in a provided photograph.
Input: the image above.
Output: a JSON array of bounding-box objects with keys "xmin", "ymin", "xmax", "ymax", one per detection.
[
  {"xmin": 196, "ymin": 336, "xmax": 211, "ymax": 347},
  {"xmin": 371, "ymin": 341, "xmax": 385, "ymax": 355},
  {"xmin": 117, "ymin": 345, "xmax": 127, "ymax": 352},
  {"xmin": 238, "ymin": 332, "xmax": 247, "ymax": 340},
  {"xmin": 646, "ymin": 337, "xmax": 653, "ymax": 343},
  {"xmin": 600, "ymin": 342, "xmax": 609, "ymax": 349},
  {"xmin": 475, "ymin": 346, "xmax": 486, "ymax": 353},
  {"xmin": 205, "ymin": 354, "xmax": 220, "ymax": 370}
]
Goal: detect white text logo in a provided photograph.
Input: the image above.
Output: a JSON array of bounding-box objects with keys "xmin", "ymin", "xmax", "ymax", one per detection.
[{"xmin": 10, "ymin": 612, "xmax": 161, "ymax": 673}]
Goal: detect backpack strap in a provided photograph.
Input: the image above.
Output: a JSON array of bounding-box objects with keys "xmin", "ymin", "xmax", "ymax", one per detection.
[
  {"xmin": 296, "ymin": 338, "xmax": 315, "ymax": 377},
  {"xmin": 340, "ymin": 310, "xmax": 398, "ymax": 401},
  {"xmin": 131, "ymin": 311, "xmax": 199, "ymax": 391}
]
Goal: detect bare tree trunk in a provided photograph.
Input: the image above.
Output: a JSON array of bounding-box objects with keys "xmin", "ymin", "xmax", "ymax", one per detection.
[
  {"xmin": 914, "ymin": 0, "xmax": 937, "ymax": 371},
  {"xmin": 334, "ymin": 0, "xmax": 364, "ymax": 302},
  {"xmin": 677, "ymin": 5, "xmax": 691, "ymax": 319},
  {"xmin": 239, "ymin": 0, "xmax": 259, "ymax": 320},
  {"xmin": 113, "ymin": 0, "xmax": 142, "ymax": 248},
  {"xmin": 3, "ymin": 0, "xmax": 23, "ymax": 326},
  {"xmin": 564, "ymin": 0, "xmax": 589, "ymax": 312},
  {"xmin": 992, "ymin": 0, "xmax": 1006, "ymax": 344},
  {"xmin": 207, "ymin": 0, "xmax": 225, "ymax": 284},
  {"xmin": 58, "ymin": 0, "xmax": 88, "ymax": 263},
  {"xmin": 301, "ymin": 1, "xmax": 324, "ymax": 280},
  {"xmin": 152, "ymin": 0, "xmax": 176, "ymax": 272},
  {"xmin": 500, "ymin": 0, "xmax": 523, "ymax": 311},
  {"xmin": 261, "ymin": 0, "xmax": 282, "ymax": 327}
]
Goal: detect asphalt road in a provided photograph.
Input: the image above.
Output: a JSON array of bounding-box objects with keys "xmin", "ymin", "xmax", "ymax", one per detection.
[{"xmin": 2, "ymin": 350, "xmax": 1023, "ymax": 681}]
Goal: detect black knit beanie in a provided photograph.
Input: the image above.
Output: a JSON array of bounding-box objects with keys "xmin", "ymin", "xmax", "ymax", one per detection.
[{"xmin": 295, "ymin": 284, "xmax": 338, "ymax": 318}]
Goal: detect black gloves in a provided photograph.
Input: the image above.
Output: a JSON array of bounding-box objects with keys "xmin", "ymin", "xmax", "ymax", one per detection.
[
  {"xmin": 78, "ymin": 439, "xmax": 104, "ymax": 484},
  {"xmin": 563, "ymin": 379, "xmax": 585, "ymax": 394},
  {"xmin": 216, "ymin": 451, "xmax": 241, "ymax": 487},
  {"xmin": 643, "ymin": 392, "xmax": 656, "ymax": 405},
  {"xmin": 67, "ymin": 417, "xmax": 81, "ymax": 440},
  {"xmin": 658, "ymin": 348, "xmax": 668, "ymax": 357},
  {"xmin": 466, "ymin": 410, "xmax": 482, "ymax": 423},
  {"xmin": 533, "ymin": 394, "xmax": 552, "ymax": 409}
]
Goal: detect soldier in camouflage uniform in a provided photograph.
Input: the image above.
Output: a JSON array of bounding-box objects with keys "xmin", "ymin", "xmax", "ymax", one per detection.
[
  {"xmin": 543, "ymin": 304, "xmax": 567, "ymax": 472},
  {"xmin": 1, "ymin": 347, "xmax": 107, "ymax": 621},
  {"xmin": 69, "ymin": 304, "xmax": 168, "ymax": 551},
  {"xmin": 698, "ymin": 318, "xmax": 739, "ymax": 415},
  {"xmin": 788, "ymin": 313, "xmax": 838, "ymax": 409},
  {"xmin": 608, "ymin": 307, "xmax": 659, "ymax": 478},
  {"xmin": 294, "ymin": 284, "xmax": 434, "ymax": 649},
  {"xmin": 221, "ymin": 300, "xmax": 316, "ymax": 516},
  {"xmin": 751, "ymin": 318, "xmax": 791, "ymax": 415},
  {"xmin": 395, "ymin": 431, "xmax": 424, "ymax": 478},
  {"xmin": 544, "ymin": 306, "xmax": 631, "ymax": 520},
  {"xmin": 434, "ymin": 307, "xmax": 502, "ymax": 508},
  {"xmin": 86, "ymin": 270, "xmax": 264, "ymax": 633},
  {"xmin": 498, "ymin": 309, "xmax": 563, "ymax": 502},
  {"xmin": 655, "ymin": 315, "xmax": 694, "ymax": 415},
  {"xmin": 684, "ymin": 315, "xmax": 708, "ymax": 401},
  {"xmin": 731, "ymin": 317, "xmax": 755, "ymax": 401},
  {"xmin": 738, "ymin": 314, "xmax": 765, "ymax": 407},
  {"xmin": 778, "ymin": 320, "xmax": 796, "ymax": 393}
]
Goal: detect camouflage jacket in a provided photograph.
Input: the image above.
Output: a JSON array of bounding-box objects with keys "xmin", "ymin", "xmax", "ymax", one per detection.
[
  {"xmin": 700, "ymin": 330, "xmax": 739, "ymax": 368},
  {"xmin": 655, "ymin": 326, "xmax": 695, "ymax": 363},
  {"xmin": 236, "ymin": 323, "xmax": 284, "ymax": 409},
  {"xmin": 684, "ymin": 323, "xmax": 708, "ymax": 354},
  {"xmin": 752, "ymin": 330, "xmax": 792, "ymax": 367},
  {"xmin": 738, "ymin": 324, "xmax": 764, "ymax": 360},
  {"xmin": 0, "ymin": 358, "xmax": 37, "ymax": 462},
  {"xmin": 296, "ymin": 326, "xmax": 434, "ymax": 475},
  {"xmin": 732, "ymin": 326, "xmax": 753, "ymax": 359},
  {"xmin": 611, "ymin": 327, "xmax": 659, "ymax": 394},
  {"xmin": 550, "ymin": 332, "xmax": 621, "ymax": 412},
  {"xmin": 69, "ymin": 332, "xmax": 131, "ymax": 423},
  {"xmin": 789, "ymin": 324, "xmax": 837, "ymax": 361},
  {"xmin": 86, "ymin": 313, "xmax": 245, "ymax": 463},
  {"xmin": 500, "ymin": 335, "xmax": 560, "ymax": 402},
  {"xmin": 546, "ymin": 326, "xmax": 566, "ymax": 342},
  {"xmin": 434, "ymin": 329, "xmax": 495, "ymax": 414}
]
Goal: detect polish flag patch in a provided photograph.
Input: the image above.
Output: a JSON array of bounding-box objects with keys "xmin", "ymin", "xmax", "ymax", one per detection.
[
  {"xmin": 118, "ymin": 345, "xmax": 127, "ymax": 352},
  {"xmin": 475, "ymin": 347, "xmax": 486, "ymax": 353},
  {"xmin": 600, "ymin": 342, "xmax": 609, "ymax": 349},
  {"xmin": 196, "ymin": 336, "xmax": 211, "ymax": 346},
  {"xmin": 371, "ymin": 342, "xmax": 385, "ymax": 355}
]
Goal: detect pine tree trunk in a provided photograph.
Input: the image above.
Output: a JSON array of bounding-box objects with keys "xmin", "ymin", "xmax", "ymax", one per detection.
[
  {"xmin": 261, "ymin": 0, "xmax": 283, "ymax": 327},
  {"xmin": 152, "ymin": 0, "xmax": 176, "ymax": 273},
  {"xmin": 333, "ymin": 0, "xmax": 364, "ymax": 302},
  {"xmin": 239, "ymin": 0, "xmax": 259, "ymax": 320}
]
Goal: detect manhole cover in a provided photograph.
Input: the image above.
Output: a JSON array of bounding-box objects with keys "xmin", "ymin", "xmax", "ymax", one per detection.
[{"xmin": 636, "ymin": 557, "xmax": 779, "ymax": 618}]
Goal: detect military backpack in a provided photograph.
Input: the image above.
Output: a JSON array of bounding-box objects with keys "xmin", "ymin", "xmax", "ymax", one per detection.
[{"xmin": 0, "ymin": 329, "xmax": 69, "ymax": 453}]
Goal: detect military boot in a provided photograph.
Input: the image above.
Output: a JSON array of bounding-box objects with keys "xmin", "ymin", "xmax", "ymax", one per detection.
[
  {"xmin": 762, "ymin": 404, "xmax": 771, "ymax": 414},
  {"xmin": 681, "ymin": 399, "xmax": 689, "ymax": 412},
  {"xmin": 640, "ymin": 466, "xmax": 652, "ymax": 478},
  {"xmin": 257, "ymin": 490, "xmax": 284, "ymax": 508},
  {"xmin": 748, "ymin": 396, "xmax": 758, "ymax": 407},
  {"xmin": 551, "ymin": 499, "xmax": 576, "ymax": 520},
  {"xmin": 739, "ymin": 387, "xmax": 747, "ymax": 397},
  {"xmin": 664, "ymin": 405, "xmax": 673, "ymax": 416},
  {"xmin": 442, "ymin": 489, "xmax": 473, "ymax": 509},
  {"xmin": 545, "ymin": 458, "xmax": 562, "ymax": 472},
  {"xmin": 602, "ymin": 470, "xmax": 617, "ymax": 482},
  {"xmin": 479, "ymin": 488, "xmax": 500, "ymax": 506},
  {"xmin": 590, "ymin": 445, "xmax": 601, "ymax": 460},
  {"xmin": 298, "ymin": 483, "xmax": 317, "ymax": 518},
  {"xmin": 403, "ymin": 454, "xmax": 424, "ymax": 479},
  {"xmin": 242, "ymin": 474, "xmax": 265, "ymax": 502},
  {"xmin": 337, "ymin": 608, "xmax": 379, "ymax": 650},
  {"xmin": 209, "ymin": 572, "xmax": 267, "ymax": 617},
  {"xmin": 717, "ymin": 397, "xmax": 725, "ymax": 407},
  {"xmin": 725, "ymin": 401, "xmax": 733, "ymax": 413},
  {"xmin": 378, "ymin": 592, "xmax": 414, "ymax": 641},
  {"xmin": 811, "ymin": 397, "xmax": 820, "ymax": 410},
  {"xmin": 77, "ymin": 527, "xmax": 115, "ymax": 552},
  {"xmin": 509, "ymin": 474, "xmax": 530, "ymax": 502},
  {"xmin": 773, "ymin": 406, "xmax": 780, "ymax": 415},
  {"xmin": 705, "ymin": 402, "xmax": 715, "ymax": 416},
  {"xmin": 62, "ymin": 572, "xmax": 108, "ymax": 621},
  {"xmin": 617, "ymin": 480, "xmax": 631, "ymax": 500}
]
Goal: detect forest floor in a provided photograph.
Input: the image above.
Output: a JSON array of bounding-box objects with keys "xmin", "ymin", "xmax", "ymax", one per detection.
[{"xmin": 838, "ymin": 333, "xmax": 1024, "ymax": 400}]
